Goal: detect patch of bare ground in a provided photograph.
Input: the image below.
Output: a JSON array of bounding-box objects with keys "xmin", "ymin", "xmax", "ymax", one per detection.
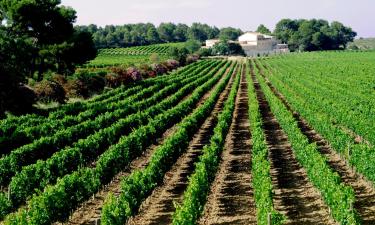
[
  {"xmin": 199, "ymin": 66, "xmax": 256, "ymax": 225},
  {"xmin": 257, "ymin": 63, "xmax": 375, "ymax": 225},
  {"xmin": 250, "ymin": 64, "xmax": 335, "ymax": 225},
  {"xmin": 59, "ymin": 63, "xmax": 233, "ymax": 225},
  {"xmin": 126, "ymin": 65, "xmax": 236, "ymax": 225}
]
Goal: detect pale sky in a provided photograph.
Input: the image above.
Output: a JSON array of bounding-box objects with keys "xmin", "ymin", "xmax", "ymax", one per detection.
[{"xmin": 61, "ymin": 0, "xmax": 374, "ymax": 38}]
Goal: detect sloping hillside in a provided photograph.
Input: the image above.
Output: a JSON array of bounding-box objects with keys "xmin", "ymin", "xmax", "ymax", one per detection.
[{"xmin": 348, "ymin": 38, "xmax": 375, "ymax": 50}]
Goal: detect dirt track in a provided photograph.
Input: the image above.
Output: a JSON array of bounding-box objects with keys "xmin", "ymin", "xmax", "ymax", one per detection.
[{"xmin": 199, "ymin": 65, "xmax": 257, "ymax": 225}]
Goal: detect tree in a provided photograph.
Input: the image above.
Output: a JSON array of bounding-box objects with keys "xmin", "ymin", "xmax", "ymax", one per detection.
[
  {"xmin": 212, "ymin": 40, "xmax": 245, "ymax": 56},
  {"xmin": 146, "ymin": 27, "xmax": 160, "ymax": 44},
  {"xmin": 187, "ymin": 23, "xmax": 219, "ymax": 42},
  {"xmin": 184, "ymin": 39, "xmax": 201, "ymax": 53},
  {"xmin": 188, "ymin": 23, "xmax": 208, "ymax": 41},
  {"xmin": 297, "ymin": 20, "xmax": 316, "ymax": 51},
  {"xmin": 219, "ymin": 27, "xmax": 243, "ymax": 41},
  {"xmin": 330, "ymin": 21, "xmax": 356, "ymax": 49},
  {"xmin": 168, "ymin": 47, "xmax": 189, "ymax": 65},
  {"xmin": 206, "ymin": 26, "xmax": 220, "ymax": 39},
  {"xmin": 0, "ymin": 0, "xmax": 97, "ymax": 78},
  {"xmin": 212, "ymin": 41, "xmax": 230, "ymax": 55},
  {"xmin": 60, "ymin": 31, "xmax": 97, "ymax": 74},
  {"xmin": 256, "ymin": 24, "xmax": 271, "ymax": 35},
  {"xmin": 274, "ymin": 19, "xmax": 301, "ymax": 44},
  {"xmin": 158, "ymin": 22, "xmax": 176, "ymax": 42},
  {"xmin": 0, "ymin": 28, "xmax": 35, "ymax": 115},
  {"xmin": 174, "ymin": 23, "xmax": 189, "ymax": 42}
]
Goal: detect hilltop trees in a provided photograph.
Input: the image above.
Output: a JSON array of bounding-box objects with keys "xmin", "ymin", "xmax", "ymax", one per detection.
[
  {"xmin": 274, "ymin": 19, "xmax": 356, "ymax": 51},
  {"xmin": 82, "ymin": 23, "xmax": 226, "ymax": 48}
]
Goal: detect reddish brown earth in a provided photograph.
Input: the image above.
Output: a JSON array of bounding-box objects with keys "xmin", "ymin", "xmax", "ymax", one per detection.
[{"xmin": 199, "ymin": 65, "xmax": 257, "ymax": 225}]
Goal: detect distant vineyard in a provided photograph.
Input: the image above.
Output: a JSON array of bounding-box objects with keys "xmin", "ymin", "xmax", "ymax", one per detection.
[
  {"xmin": 1, "ymin": 52, "xmax": 375, "ymax": 225},
  {"xmin": 99, "ymin": 42, "xmax": 185, "ymax": 56},
  {"xmin": 84, "ymin": 43, "xmax": 185, "ymax": 68}
]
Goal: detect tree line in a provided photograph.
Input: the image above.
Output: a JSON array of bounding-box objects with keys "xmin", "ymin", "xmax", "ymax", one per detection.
[
  {"xmin": 76, "ymin": 23, "xmax": 243, "ymax": 48},
  {"xmin": 80, "ymin": 19, "xmax": 356, "ymax": 52}
]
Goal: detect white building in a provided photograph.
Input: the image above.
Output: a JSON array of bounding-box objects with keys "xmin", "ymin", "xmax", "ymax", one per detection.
[
  {"xmin": 205, "ymin": 39, "xmax": 220, "ymax": 48},
  {"xmin": 238, "ymin": 32, "xmax": 289, "ymax": 56}
]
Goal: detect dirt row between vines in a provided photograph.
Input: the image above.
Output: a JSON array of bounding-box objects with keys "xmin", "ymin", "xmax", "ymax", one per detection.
[
  {"xmin": 126, "ymin": 65, "xmax": 237, "ymax": 225},
  {"xmin": 256, "ymin": 61, "xmax": 375, "ymax": 225},
  {"xmin": 60, "ymin": 62, "xmax": 235, "ymax": 225},
  {"xmin": 199, "ymin": 65, "xmax": 257, "ymax": 225},
  {"xmin": 250, "ymin": 63, "xmax": 336, "ymax": 225}
]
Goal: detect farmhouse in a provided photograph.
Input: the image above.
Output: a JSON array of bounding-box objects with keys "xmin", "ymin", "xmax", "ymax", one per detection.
[
  {"xmin": 205, "ymin": 32, "xmax": 289, "ymax": 56},
  {"xmin": 238, "ymin": 32, "xmax": 289, "ymax": 56}
]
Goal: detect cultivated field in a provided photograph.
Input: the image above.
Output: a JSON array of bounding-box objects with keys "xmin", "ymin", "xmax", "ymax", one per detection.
[
  {"xmin": 86, "ymin": 43, "xmax": 185, "ymax": 68},
  {"xmin": 0, "ymin": 52, "xmax": 374, "ymax": 225}
]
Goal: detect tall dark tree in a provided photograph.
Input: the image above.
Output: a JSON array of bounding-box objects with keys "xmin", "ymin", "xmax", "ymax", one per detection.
[
  {"xmin": 188, "ymin": 23, "xmax": 208, "ymax": 41},
  {"xmin": 146, "ymin": 26, "xmax": 160, "ymax": 44},
  {"xmin": 256, "ymin": 24, "xmax": 271, "ymax": 34},
  {"xmin": 174, "ymin": 23, "xmax": 189, "ymax": 42},
  {"xmin": 219, "ymin": 27, "xmax": 243, "ymax": 40},
  {"xmin": 0, "ymin": 27, "xmax": 35, "ymax": 115},
  {"xmin": 0, "ymin": 0, "xmax": 97, "ymax": 78},
  {"xmin": 274, "ymin": 19, "xmax": 302, "ymax": 44},
  {"xmin": 158, "ymin": 22, "xmax": 176, "ymax": 42},
  {"xmin": 330, "ymin": 21, "xmax": 357, "ymax": 49}
]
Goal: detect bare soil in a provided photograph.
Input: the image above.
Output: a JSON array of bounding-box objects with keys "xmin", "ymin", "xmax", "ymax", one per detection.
[
  {"xmin": 199, "ymin": 66, "xmax": 257, "ymax": 225},
  {"xmin": 61, "ymin": 62, "xmax": 234, "ymax": 225},
  {"xmin": 250, "ymin": 63, "xmax": 336, "ymax": 225},
  {"xmin": 258, "ymin": 63, "xmax": 375, "ymax": 225},
  {"xmin": 126, "ymin": 66, "xmax": 236, "ymax": 225}
]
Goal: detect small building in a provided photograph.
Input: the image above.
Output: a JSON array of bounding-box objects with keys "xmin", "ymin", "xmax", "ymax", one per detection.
[
  {"xmin": 238, "ymin": 32, "xmax": 289, "ymax": 56},
  {"xmin": 205, "ymin": 39, "xmax": 220, "ymax": 48}
]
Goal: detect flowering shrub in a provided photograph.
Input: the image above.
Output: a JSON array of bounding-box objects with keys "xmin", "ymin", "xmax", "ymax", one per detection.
[{"xmin": 33, "ymin": 80, "xmax": 66, "ymax": 103}]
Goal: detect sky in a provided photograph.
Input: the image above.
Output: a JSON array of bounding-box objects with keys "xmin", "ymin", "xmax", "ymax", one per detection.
[{"xmin": 61, "ymin": 0, "xmax": 374, "ymax": 38}]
